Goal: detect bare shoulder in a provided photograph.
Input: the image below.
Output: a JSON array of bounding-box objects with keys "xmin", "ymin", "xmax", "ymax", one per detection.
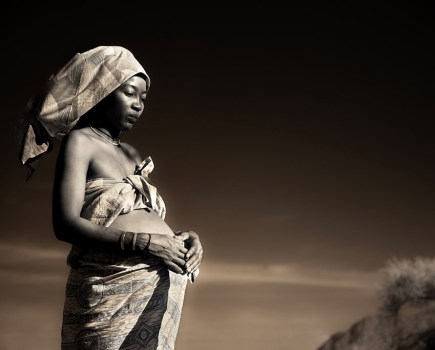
[
  {"xmin": 59, "ymin": 128, "xmax": 98, "ymax": 161},
  {"xmin": 64, "ymin": 128, "xmax": 96, "ymax": 144},
  {"xmin": 121, "ymin": 142, "xmax": 142, "ymax": 163},
  {"xmin": 54, "ymin": 129, "xmax": 96, "ymax": 187}
]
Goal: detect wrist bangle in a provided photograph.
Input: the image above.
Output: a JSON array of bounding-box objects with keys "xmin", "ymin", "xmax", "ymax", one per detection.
[
  {"xmin": 132, "ymin": 232, "xmax": 138, "ymax": 251},
  {"xmin": 145, "ymin": 233, "xmax": 151, "ymax": 251},
  {"xmin": 120, "ymin": 232, "xmax": 127, "ymax": 250}
]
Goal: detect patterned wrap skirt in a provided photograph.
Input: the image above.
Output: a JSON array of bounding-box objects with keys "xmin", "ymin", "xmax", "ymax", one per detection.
[{"xmin": 61, "ymin": 248, "xmax": 188, "ymax": 350}]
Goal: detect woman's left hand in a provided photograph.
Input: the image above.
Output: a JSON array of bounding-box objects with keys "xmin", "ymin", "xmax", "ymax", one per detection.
[{"xmin": 174, "ymin": 230, "xmax": 203, "ymax": 274}]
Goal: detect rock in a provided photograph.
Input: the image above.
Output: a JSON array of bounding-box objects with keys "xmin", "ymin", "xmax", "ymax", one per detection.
[{"xmin": 318, "ymin": 303, "xmax": 435, "ymax": 349}]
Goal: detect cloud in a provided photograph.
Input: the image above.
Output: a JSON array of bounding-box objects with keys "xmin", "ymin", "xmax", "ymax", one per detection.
[
  {"xmin": 196, "ymin": 261, "xmax": 381, "ymax": 290},
  {"xmin": 0, "ymin": 243, "xmax": 67, "ymax": 261},
  {"xmin": 0, "ymin": 243, "xmax": 69, "ymax": 284},
  {"xmin": 0, "ymin": 243, "xmax": 381, "ymax": 291}
]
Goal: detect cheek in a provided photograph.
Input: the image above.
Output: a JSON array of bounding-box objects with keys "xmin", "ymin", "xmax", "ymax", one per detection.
[
  {"xmin": 110, "ymin": 96, "xmax": 129, "ymax": 113},
  {"xmin": 106, "ymin": 103, "xmax": 127, "ymax": 123}
]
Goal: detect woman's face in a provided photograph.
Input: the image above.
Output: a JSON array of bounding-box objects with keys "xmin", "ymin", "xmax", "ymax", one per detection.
[{"xmin": 103, "ymin": 75, "xmax": 148, "ymax": 132}]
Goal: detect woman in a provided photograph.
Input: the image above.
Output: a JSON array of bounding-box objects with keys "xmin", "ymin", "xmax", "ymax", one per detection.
[{"xmin": 18, "ymin": 46, "xmax": 203, "ymax": 349}]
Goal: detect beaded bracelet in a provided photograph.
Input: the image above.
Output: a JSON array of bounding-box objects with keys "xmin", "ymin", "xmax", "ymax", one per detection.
[
  {"xmin": 145, "ymin": 233, "xmax": 152, "ymax": 251},
  {"xmin": 132, "ymin": 232, "xmax": 138, "ymax": 251},
  {"xmin": 120, "ymin": 232, "xmax": 127, "ymax": 250}
]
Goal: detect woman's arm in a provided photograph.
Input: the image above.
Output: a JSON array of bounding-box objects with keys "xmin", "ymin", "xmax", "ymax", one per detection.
[
  {"xmin": 52, "ymin": 130, "xmax": 189, "ymax": 273},
  {"xmin": 52, "ymin": 130, "xmax": 124, "ymax": 248}
]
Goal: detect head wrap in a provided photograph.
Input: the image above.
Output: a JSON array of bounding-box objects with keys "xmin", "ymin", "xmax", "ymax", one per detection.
[{"xmin": 17, "ymin": 45, "xmax": 150, "ymax": 179}]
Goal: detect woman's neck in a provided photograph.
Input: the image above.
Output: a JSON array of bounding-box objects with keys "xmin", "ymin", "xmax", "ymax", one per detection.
[
  {"xmin": 89, "ymin": 125, "xmax": 122, "ymax": 147},
  {"xmin": 96, "ymin": 126, "xmax": 122, "ymax": 140}
]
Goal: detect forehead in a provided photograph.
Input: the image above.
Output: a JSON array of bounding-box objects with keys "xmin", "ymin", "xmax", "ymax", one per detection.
[{"xmin": 121, "ymin": 75, "xmax": 148, "ymax": 92}]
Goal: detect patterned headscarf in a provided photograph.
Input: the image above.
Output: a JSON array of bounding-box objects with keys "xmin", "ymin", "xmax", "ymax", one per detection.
[{"xmin": 17, "ymin": 46, "xmax": 150, "ymax": 178}]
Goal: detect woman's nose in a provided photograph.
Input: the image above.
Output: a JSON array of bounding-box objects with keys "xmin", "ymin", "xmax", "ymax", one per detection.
[{"xmin": 132, "ymin": 98, "xmax": 142, "ymax": 110}]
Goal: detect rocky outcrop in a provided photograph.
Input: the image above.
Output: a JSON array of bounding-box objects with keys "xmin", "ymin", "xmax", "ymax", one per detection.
[{"xmin": 317, "ymin": 257, "xmax": 435, "ymax": 350}]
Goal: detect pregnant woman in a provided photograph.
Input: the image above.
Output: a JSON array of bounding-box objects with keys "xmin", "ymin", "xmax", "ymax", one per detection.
[{"xmin": 17, "ymin": 45, "xmax": 203, "ymax": 349}]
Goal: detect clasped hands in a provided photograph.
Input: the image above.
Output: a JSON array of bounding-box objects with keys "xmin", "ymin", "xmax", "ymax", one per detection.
[{"xmin": 136, "ymin": 230, "xmax": 203, "ymax": 275}]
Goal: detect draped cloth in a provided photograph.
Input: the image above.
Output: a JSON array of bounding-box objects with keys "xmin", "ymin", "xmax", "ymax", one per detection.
[
  {"xmin": 81, "ymin": 157, "xmax": 166, "ymax": 226},
  {"xmin": 61, "ymin": 157, "xmax": 195, "ymax": 350}
]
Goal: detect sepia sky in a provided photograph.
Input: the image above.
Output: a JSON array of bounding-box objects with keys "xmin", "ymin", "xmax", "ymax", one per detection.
[{"xmin": 0, "ymin": 4, "xmax": 434, "ymax": 350}]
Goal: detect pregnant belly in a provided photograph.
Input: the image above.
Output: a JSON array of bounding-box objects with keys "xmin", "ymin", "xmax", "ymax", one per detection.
[{"xmin": 109, "ymin": 209, "xmax": 174, "ymax": 236}]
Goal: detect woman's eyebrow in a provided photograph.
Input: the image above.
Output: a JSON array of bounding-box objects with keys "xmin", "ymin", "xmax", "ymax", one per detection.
[
  {"xmin": 124, "ymin": 83, "xmax": 137, "ymax": 89},
  {"xmin": 123, "ymin": 83, "xmax": 147, "ymax": 93}
]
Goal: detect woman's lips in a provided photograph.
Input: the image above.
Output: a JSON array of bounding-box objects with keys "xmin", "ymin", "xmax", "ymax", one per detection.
[{"xmin": 128, "ymin": 115, "xmax": 139, "ymax": 123}]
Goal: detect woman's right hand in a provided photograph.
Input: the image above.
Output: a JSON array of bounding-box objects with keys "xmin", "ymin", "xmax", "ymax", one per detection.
[{"xmin": 136, "ymin": 233, "xmax": 188, "ymax": 274}]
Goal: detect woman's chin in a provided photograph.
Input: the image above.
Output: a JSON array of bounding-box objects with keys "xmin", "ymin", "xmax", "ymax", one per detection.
[{"xmin": 121, "ymin": 123, "xmax": 135, "ymax": 132}]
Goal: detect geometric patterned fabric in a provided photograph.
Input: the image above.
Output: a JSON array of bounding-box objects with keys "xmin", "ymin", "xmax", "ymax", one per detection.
[{"xmin": 61, "ymin": 159, "xmax": 193, "ymax": 349}]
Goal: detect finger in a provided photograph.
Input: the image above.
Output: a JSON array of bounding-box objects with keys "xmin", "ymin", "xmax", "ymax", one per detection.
[
  {"xmin": 185, "ymin": 256, "xmax": 201, "ymax": 273},
  {"xmin": 173, "ymin": 257, "xmax": 188, "ymax": 268},
  {"xmin": 171, "ymin": 236, "xmax": 188, "ymax": 247},
  {"xmin": 176, "ymin": 250, "xmax": 187, "ymax": 259},
  {"xmin": 185, "ymin": 245, "xmax": 198, "ymax": 260},
  {"xmin": 174, "ymin": 231, "xmax": 189, "ymax": 241},
  {"xmin": 186, "ymin": 249, "xmax": 203, "ymax": 267},
  {"xmin": 166, "ymin": 261, "xmax": 185, "ymax": 274},
  {"xmin": 186, "ymin": 261, "xmax": 200, "ymax": 274},
  {"xmin": 169, "ymin": 238, "xmax": 188, "ymax": 253},
  {"xmin": 186, "ymin": 252, "xmax": 201, "ymax": 264},
  {"xmin": 187, "ymin": 247, "xmax": 203, "ymax": 261},
  {"xmin": 177, "ymin": 246, "xmax": 188, "ymax": 255},
  {"xmin": 187, "ymin": 230, "xmax": 198, "ymax": 239}
]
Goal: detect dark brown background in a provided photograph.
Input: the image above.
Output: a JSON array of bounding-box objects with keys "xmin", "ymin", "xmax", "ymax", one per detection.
[{"xmin": 0, "ymin": 4, "xmax": 434, "ymax": 349}]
